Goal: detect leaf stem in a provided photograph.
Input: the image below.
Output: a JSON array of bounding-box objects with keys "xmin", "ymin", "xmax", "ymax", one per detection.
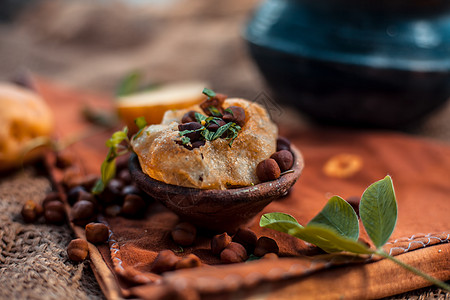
[{"xmin": 376, "ymin": 250, "xmax": 450, "ymax": 291}]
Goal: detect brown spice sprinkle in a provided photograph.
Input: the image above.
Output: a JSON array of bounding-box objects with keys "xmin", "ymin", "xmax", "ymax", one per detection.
[{"xmin": 323, "ymin": 153, "xmax": 363, "ymax": 178}]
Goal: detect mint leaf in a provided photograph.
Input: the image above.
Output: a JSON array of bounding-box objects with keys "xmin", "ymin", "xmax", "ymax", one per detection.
[
  {"xmin": 212, "ymin": 122, "xmax": 232, "ymax": 140},
  {"xmin": 208, "ymin": 106, "xmax": 222, "ymax": 117},
  {"xmin": 224, "ymin": 108, "xmax": 234, "ymax": 116},
  {"xmin": 360, "ymin": 175, "xmax": 397, "ymax": 248},
  {"xmin": 202, "ymin": 88, "xmax": 216, "ymax": 98},
  {"xmin": 179, "ymin": 129, "xmax": 196, "ymax": 136},
  {"xmin": 307, "ymin": 196, "xmax": 359, "ymax": 241},
  {"xmin": 195, "ymin": 112, "xmax": 207, "ymax": 123},
  {"xmin": 180, "ymin": 136, "xmax": 190, "ymax": 145}
]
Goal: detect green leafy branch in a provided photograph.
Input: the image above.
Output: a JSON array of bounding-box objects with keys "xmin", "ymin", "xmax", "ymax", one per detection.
[
  {"xmin": 92, "ymin": 117, "xmax": 147, "ymax": 194},
  {"xmin": 260, "ymin": 176, "xmax": 450, "ymax": 291}
]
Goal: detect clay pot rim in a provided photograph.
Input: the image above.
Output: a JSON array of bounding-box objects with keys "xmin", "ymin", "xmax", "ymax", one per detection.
[{"xmin": 129, "ymin": 146, "xmax": 304, "ymax": 203}]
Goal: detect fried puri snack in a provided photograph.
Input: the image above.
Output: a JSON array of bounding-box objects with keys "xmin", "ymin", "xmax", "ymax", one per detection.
[{"xmin": 131, "ymin": 99, "xmax": 277, "ymax": 189}]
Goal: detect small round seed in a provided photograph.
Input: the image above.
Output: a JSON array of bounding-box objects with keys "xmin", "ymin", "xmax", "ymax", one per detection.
[
  {"xmin": 256, "ymin": 159, "xmax": 281, "ymax": 182},
  {"xmin": 270, "ymin": 150, "xmax": 294, "ymax": 172},
  {"xmin": 85, "ymin": 223, "xmax": 109, "ymax": 244},
  {"xmin": 171, "ymin": 222, "xmax": 196, "ymax": 246},
  {"xmin": 254, "ymin": 237, "xmax": 279, "ymax": 257},
  {"xmin": 67, "ymin": 239, "xmax": 89, "ymax": 262}
]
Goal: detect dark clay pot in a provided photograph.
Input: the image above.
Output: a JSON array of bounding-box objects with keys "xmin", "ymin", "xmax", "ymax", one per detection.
[
  {"xmin": 129, "ymin": 147, "xmax": 303, "ymax": 233},
  {"xmin": 244, "ymin": 0, "xmax": 450, "ymax": 128}
]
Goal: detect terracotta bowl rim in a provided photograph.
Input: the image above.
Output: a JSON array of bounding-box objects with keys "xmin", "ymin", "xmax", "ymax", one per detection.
[{"xmin": 129, "ymin": 146, "xmax": 304, "ymax": 201}]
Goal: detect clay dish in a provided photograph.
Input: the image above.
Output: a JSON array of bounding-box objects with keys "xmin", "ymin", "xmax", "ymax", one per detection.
[{"xmin": 129, "ymin": 146, "xmax": 304, "ymax": 232}]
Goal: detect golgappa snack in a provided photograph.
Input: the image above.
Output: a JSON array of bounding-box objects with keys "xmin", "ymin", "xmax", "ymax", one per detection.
[{"xmin": 131, "ymin": 89, "xmax": 278, "ymax": 189}]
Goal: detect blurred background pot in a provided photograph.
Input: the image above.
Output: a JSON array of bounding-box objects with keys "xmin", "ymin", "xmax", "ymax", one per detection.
[{"xmin": 244, "ymin": 0, "xmax": 450, "ymax": 128}]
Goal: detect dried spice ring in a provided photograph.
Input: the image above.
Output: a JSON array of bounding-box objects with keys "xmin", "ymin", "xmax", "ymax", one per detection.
[{"xmin": 323, "ymin": 153, "xmax": 363, "ymax": 178}]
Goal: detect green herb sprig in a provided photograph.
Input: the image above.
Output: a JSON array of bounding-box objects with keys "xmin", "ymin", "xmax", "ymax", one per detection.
[
  {"xmin": 260, "ymin": 175, "xmax": 450, "ymax": 291},
  {"xmin": 92, "ymin": 118, "xmax": 147, "ymax": 194},
  {"xmin": 178, "ymin": 111, "xmax": 241, "ymax": 147},
  {"xmin": 202, "ymin": 88, "xmax": 216, "ymax": 98}
]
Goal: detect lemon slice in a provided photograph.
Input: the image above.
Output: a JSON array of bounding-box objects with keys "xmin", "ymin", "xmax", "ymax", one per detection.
[{"xmin": 116, "ymin": 81, "xmax": 207, "ymax": 132}]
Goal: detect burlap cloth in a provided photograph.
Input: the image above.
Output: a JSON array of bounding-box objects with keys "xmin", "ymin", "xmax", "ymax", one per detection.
[
  {"xmin": 0, "ymin": 168, "xmax": 103, "ymax": 300},
  {"xmin": 7, "ymin": 78, "xmax": 442, "ymax": 300}
]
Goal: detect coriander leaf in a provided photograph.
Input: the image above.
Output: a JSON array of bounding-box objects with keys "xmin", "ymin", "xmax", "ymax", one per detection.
[
  {"xmin": 179, "ymin": 129, "xmax": 196, "ymax": 136},
  {"xmin": 224, "ymin": 108, "xmax": 234, "ymax": 116},
  {"xmin": 208, "ymin": 106, "xmax": 222, "ymax": 117},
  {"xmin": 206, "ymin": 117, "xmax": 223, "ymax": 126},
  {"xmin": 195, "ymin": 112, "xmax": 207, "ymax": 123},
  {"xmin": 202, "ymin": 88, "xmax": 216, "ymax": 98},
  {"xmin": 212, "ymin": 122, "xmax": 232, "ymax": 140},
  {"xmin": 181, "ymin": 136, "xmax": 190, "ymax": 145},
  {"xmin": 307, "ymin": 196, "xmax": 359, "ymax": 241},
  {"xmin": 226, "ymin": 124, "xmax": 241, "ymax": 146},
  {"xmin": 360, "ymin": 175, "xmax": 397, "ymax": 249},
  {"xmin": 201, "ymin": 129, "xmax": 215, "ymax": 141}
]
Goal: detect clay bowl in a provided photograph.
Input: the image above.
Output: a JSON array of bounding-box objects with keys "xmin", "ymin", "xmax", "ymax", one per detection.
[{"xmin": 129, "ymin": 146, "xmax": 304, "ymax": 232}]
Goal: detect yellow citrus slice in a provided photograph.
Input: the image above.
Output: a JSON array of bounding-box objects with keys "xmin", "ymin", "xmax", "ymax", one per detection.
[{"xmin": 116, "ymin": 81, "xmax": 207, "ymax": 132}]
